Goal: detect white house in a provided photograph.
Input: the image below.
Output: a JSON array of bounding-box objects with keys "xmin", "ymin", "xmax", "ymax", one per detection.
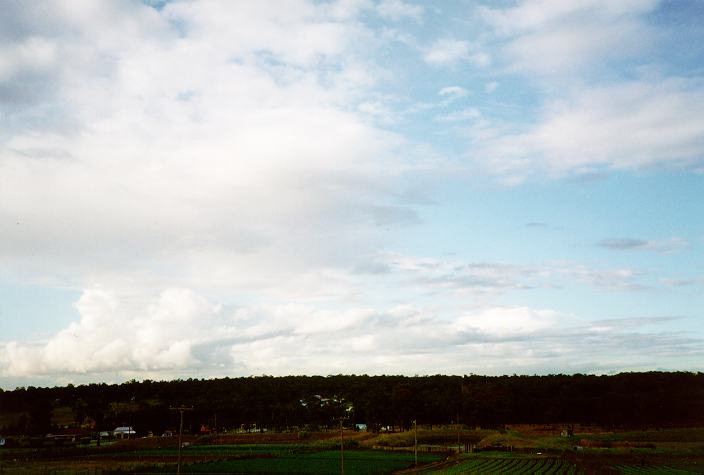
[{"xmin": 113, "ymin": 426, "xmax": 136, "ymax": 438}]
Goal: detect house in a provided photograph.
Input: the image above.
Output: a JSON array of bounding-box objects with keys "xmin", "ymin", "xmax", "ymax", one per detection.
[{"xmin": 113, "ymin": 426, "xmax": 136, "ymax": 438}]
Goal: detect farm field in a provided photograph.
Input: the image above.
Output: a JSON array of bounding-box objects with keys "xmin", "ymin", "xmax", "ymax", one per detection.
[
  {"xmin": 2, "ymin": 426, "xmax": 704, "ymax": 474},
  {"xmin": 0, "ymin": 442, "xmax": 442, "ymax": 474},
  {"xmin": 611, "ymin": 463, "xmax": 704, "ymax": 474},
  {"xmin": 422, "ymin": 454, "xmax": 581, "ymax": 474},
  {"xmin": 420, "ymin": 453, "xmax": 704, "ymax": 474},
  {"xmin": 137, "ymin": 449, "xmax": 441, "ymax": 474}
]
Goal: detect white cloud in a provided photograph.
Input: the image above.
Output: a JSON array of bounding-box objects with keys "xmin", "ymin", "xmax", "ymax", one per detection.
[
  {"xmin": 484, "ymin": 81, "xmax": 498, "ymax": 93},
  {"xmin": 480, "ymin": 0, "xmax": 658, "ymax": 75},
  {"xmin": 660, "ymin": 278, "xmax": 703, "ymax": 287},
  {"xmin": 455, "ymin": 306, "xmax": 563, "ymax": 336},
  {"xmin": 435, "ymin": 108, "xmax": 481, "ymax": 122},
  {"xmin": 422, "ymin": 39, "xmax": 490, "ymax": 67},
  {"xmin": 0, "ymin": 37, "xmax": 58, "ymax": 82},
  {"xmin": 0, "ymin": 288, "xmax": 222, "ymax": 376},
  {"xmin": 357, "ymin": 100, "xmax": 398, "ymax": 123},
  {"xmin": 480, "ymin": 0, "xmax": 658, "ymax": 35},
  {"xmin": 565, "ymin": 266, "xmax": 647, "ymax": 292},
  {"xmin": 377, "ymin": 253, "xmax": 533, "ymax": 295},
  {"xmin": 423, "ymin": 39, "xmax": 468, "ymax": 65},
  {"xmin": 475, "ymin": 79, "xmax": 704, "ymax": 177},
  {"xmin": 161, "ymin": 1, "xmax": 361, "ymax": 66},
  {"xmin": 438, "ymin": 86, "xmax": 469, "ymax": 99},
  {"xmin": 0, "ymin": 0, "xmax": 413, "ymax": 297},
  {"xmin": 2, "ymin": 287, "xmax": 699, "ymax": 383},
  {"xmin": 464, "ymin": 1, "xmax": 704, "ymax": 180},
  {"xmin": 598, "ymin": 237, "xmax": 690, "ymax": 255},
  {"xmin": 502, "ymin": 21, "xmax": 652, "ymax": 75},
  {"xmin": 376, "ymin": 0, "xmax": 423, "ymax": 22},
  {"xmin": 370, "ymin": 253, "xmax": 653, "ymax": 296}
]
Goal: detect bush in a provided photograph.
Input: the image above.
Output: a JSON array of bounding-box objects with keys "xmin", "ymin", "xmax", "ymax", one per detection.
[{"xmin": 373, "ymin": 432, "xmax": 415, "ymax": 447}]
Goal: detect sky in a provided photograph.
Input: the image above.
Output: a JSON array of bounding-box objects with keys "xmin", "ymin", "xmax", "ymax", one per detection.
[{"xmin": 1, "ymin": 0, "xmax": 703, "ymax": 389}]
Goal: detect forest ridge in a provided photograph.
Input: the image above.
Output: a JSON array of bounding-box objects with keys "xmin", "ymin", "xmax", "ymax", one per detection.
[{"xmin": 2, "ymin": 372, "xmax": 703, "ymax": 436}]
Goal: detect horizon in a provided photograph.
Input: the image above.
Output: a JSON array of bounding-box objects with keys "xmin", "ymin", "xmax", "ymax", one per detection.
[{"xmin": 1, "ymin": 0, "xmax": 703, "ymax": 389}]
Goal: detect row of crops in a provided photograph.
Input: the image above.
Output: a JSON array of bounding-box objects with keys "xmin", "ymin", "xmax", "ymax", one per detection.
[
  {"xmin": 427, "ymin": 456, "xmax": 581, "ymax": 474},
  {"xmin": 426, "ymin": 456, "xmax": 703, "ymax": 475},
  {"xmin": 611, "ymin": 464, "xmax": 698, "ymax": 474}
]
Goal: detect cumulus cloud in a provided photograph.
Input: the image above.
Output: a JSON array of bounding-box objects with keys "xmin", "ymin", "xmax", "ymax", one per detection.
[
  {"xmin": 1, "ymin": 288, "xmax": 222, "ymax": 377},
  {"xmin": 4, "ymin": 287, "xmax": 698, "ymax": 384}
]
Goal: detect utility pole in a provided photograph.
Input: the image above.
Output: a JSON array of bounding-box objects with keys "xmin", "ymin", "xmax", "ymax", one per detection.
[
  {"xmin": 170, "ymin": 406, "xmax": 193, "ymax": 475},
  {"xmin": 413, "ymin": 419, "xmax": 418, "ymax": 468},
  {"xmin": 340, "ymin": 417, "xmax": 344, "ymax": 475},
  {"xmin": 129, "ymin": 396, "xmax": 136, "ymax": 439},
  {"xmin": 457, "ymin": 411, "xmax": 461, "ymax": 453}
]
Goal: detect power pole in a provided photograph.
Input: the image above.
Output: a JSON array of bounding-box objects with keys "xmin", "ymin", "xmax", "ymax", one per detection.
[
  {"xmin": 340, "ymin": 417, "xmax": 344, "ymax": 475},
  {"xmin": 413, "ymin": 419, "xmax": 418, "ymax": 467},
  {"xmin": 129, "ymin": 396, "xmax": 136, "ymax": 439},
  {"xmin": 457, "ymin": 411, "xmax": 461, "ymax": 453},
  {"xmin": 170, "ymin": 406, "xmax": 193, "ymax": 475}
]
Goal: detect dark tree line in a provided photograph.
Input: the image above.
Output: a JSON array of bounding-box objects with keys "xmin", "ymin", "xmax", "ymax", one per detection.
[{"xmin": 1, "ymin": 372, "xmax": 702, "ymax": 436}]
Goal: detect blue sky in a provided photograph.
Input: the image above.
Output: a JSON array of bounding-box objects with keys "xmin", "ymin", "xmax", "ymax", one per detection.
[{"xmin": 1, "ymin": 0, "xmax": 703, "ymax": 388}]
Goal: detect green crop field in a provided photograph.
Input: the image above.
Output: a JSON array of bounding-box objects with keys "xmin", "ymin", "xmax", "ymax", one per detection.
[
  {"xmin": 136, "ymin": 449, "xmax": 442, "ymax": 474},
  {"xmin": 611, "ymin": 463, "xmax": 704, "ymax": 474},
  {"xmin": 423, "ymin": 455, "xmax": 582, "ymax": 474}
]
